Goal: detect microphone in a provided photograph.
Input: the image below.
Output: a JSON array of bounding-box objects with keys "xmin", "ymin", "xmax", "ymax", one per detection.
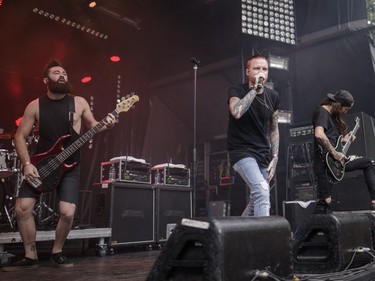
[
  {"xmin": 190, "ymin": 57, "xmax": 200, "ymax": 64},
  {"xmin": 256, "ymin": 77, "xmax": 264, "ymax": 89}
]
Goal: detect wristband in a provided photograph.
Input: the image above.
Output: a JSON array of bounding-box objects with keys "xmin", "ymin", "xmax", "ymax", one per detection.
[{"xmin": 23, "ymin": 162, "xmax": 31, "ymax": 167}]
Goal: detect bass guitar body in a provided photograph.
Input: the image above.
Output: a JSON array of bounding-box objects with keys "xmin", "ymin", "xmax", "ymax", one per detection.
[{"xmin": 29, "ymin": 135, "xmax": 77, "ymax": 193}]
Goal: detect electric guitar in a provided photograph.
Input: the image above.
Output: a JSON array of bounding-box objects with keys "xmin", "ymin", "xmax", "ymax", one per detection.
[
  {"xmin": 27, "ymin": 94, "xmax": 139, "ymax": 193},
  {"xmin": 325, "ymin": 116, "xmax": 360, "ymax": 183}
]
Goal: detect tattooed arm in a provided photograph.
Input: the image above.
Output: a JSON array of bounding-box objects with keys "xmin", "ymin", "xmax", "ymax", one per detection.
[
  {"xmin": 229, "ymin": 89, "xmax": 257, "ymax": 119},
  {"xmin": 267, "ymin": 110, "xmax": 279, "ymax": 180},
  {"xmin": 315, "ymin": 126, "xmax": 345, "ymax": 164}
]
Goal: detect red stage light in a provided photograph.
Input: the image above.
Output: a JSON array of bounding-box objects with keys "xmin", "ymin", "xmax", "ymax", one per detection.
[
  {"xmin": 110, "ymin": 56, "xmax": 121, "ymax": 62},
  {"xmin": 81, "ymin": 76, "xmax": 92, "ymax": 83},
  {"xmin": 15, "ymin": 117, "xmax": 22, "ymax": 127}
]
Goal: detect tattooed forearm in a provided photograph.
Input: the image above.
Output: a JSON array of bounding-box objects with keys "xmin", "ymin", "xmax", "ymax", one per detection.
[
  {"xmin": 319, "ymin": 137, "xmax": 336, "ymax": 154},
  {"xmin": 270, "ymin": 111, "xmax": 279, "ymax": 156},
  {"xmin": 229, "ymin": 89, "xmax": 257, "ymax": 119}
]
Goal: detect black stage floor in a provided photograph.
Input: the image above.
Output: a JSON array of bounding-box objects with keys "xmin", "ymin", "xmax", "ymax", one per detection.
[
  {"xmin": 0, "ymin": 244, "xmax": 159, "ymax": 281},
  {"xmin": 2, "ymin": 244, "xmax": 375, "ymax": 281}
]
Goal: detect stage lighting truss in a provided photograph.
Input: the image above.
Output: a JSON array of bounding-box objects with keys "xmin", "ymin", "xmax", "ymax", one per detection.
[
  {"xmin": 32, "ymin": 7, "xmax": 109, "ymax": 40},
  {"xmin": 241, "ymin": 0, "xmax": 296, "ymax": 45}
]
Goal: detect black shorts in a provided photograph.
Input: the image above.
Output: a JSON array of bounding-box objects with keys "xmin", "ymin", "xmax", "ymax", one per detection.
[{"xmin": 18, "ymin": 165, "xmax": 80, "ymax": 205}]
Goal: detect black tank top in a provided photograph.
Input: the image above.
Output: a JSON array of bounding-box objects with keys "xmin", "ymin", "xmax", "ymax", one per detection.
[{"xmin": 37, "ymin": 94, "xmax": 80, "ymax": 164}]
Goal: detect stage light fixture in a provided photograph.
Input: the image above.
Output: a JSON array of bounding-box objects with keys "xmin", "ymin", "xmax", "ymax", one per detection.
[
  {"xmin": 32, "ymin": 7, "xmax": 109, "ymax": 40},
  {"xmin": 88, "ymin": 1, "xmax": 97, "ymax": 8},
  {"xmin": 269, "ymin": 54, "xmax": 289, "ymax": 70},
  {"xmin": 241, "ymin": 0, "xmax": 296, "ymax": 45},
  {"xmin": 278, "ymin": 110, "xmax": 292, "ymax": 123},
  {"xmin": 110, "ymin": 56, "xmax": 121, "ymax": 62},
  {"xmin": 81, "ymin": 76, "xmax": 92, "ymax": 83}
]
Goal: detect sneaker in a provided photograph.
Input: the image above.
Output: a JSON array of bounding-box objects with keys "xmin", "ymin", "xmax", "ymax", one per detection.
[
  {"xmin": 2, "ymin": 257, "xmax": 39, "ymax": 272},
  {"xmin": 50, "ymin": 252, "xmax": 74, "ymax": 268}
]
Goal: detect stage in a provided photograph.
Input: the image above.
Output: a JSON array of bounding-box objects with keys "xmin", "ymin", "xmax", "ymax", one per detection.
[{"xmin": 1, "ymin": 242, "xmax": 375, "ymax": 281}]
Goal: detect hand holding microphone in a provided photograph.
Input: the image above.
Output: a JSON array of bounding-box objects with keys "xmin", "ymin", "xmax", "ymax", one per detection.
[{"xmin": 256, "ymin": 77, "xmax": 265, "ymax": 90}]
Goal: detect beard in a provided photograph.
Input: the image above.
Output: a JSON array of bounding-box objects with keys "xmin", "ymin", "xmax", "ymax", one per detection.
[{"xmin": 47, "ymin": 78, "xmax": 73, "ymax": 94}]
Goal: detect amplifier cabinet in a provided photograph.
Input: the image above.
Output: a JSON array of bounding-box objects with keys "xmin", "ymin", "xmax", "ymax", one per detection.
[
  {"xmin": 208, "ymin": 200, "xmax": 231, "ymax": 218},
  {"xmin": 155, "ymin": 186, "xmax": 192, "ymax": 242},
  {"xmin": 101, "ymin": 159, "xmax": 151, "ymax": 184},
  {"xmin": 91, "ymin": 182, "xmax": 155, "ymax": 246}
]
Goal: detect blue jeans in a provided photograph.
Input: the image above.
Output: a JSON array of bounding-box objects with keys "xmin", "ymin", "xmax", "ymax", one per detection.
[{"xmin": 233, "ymin": 157, "xmax": 270, "ymax": 216}]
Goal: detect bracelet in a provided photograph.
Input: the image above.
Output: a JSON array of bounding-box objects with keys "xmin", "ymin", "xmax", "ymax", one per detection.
[
  {"xmin": 23, "ymin": 162, "xmax": 31, "ymax": 167},
  {"xmin": 272, "ymin": 154, "xmax": 278, "ymax": 158}
]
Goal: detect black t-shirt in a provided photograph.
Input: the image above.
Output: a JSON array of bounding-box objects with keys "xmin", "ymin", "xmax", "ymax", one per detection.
[
  {"xmin": 312, "ymin": 106, "xmax": 340, "ymax": 155},
  {"xmin": 227, "ymin": 83, "xmax": 279, "ymax": 167},
  {"xmin": 37, "ymin": 94, "xmax": 80, "ymax": 164}
]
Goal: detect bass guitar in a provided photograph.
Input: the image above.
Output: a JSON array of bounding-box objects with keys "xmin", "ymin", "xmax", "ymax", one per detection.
[
  {"xmin": 326, "ymin": 116, "xmax": 360, "ymax": 183},
  {"xmin": 27, "ymin": 94, "xmax": 139, "ymax": 193}
]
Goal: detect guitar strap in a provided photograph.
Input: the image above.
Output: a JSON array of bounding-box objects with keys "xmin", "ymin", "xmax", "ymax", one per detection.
[{"xmin": 68, "ymin": 95, "xmax": 75, "ymax": 136}]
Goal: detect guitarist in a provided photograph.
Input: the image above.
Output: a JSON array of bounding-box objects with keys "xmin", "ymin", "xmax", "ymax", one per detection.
[
  {"xmin": 4, "ymin": 59, "xmax": 116, "ymax": 271},
  {"xmin": 312, "ymin": 90, "xmax": 375, "ymax": 214}
]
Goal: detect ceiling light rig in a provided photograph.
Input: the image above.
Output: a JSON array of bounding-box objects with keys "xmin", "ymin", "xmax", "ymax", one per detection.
[
  {"xmin": 241, "ymin": 0, "xmax": 296, "ymax": 45},
  {"xmin": 32, "ymin": 7, "xmax": 109, "ymax": 40}
]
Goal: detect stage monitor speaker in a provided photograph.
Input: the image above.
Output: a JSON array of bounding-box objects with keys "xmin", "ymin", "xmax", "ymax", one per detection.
[
  {"xmin": 155, "ymin": 186, "xmax": 192, "ymax": 242},
  {"xmin": 292, "ymin": 212, "xmax": 373, "ymax": 274},
  {"xmin": 282, "ymin": 200, "xmax": 316, "ymax": 233},
  {"xmin": 91, "ymin": 182, "xmax": 155, "ymax": 246},
  {"xmin": 147, "ymin": 216, "xmax": 293, "ymax": 281}
]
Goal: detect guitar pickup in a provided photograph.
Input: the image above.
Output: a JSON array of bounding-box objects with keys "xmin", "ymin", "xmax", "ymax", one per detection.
[{"xmin": 27, "ymin": 177, "xmax": 42, "ymax": 189}]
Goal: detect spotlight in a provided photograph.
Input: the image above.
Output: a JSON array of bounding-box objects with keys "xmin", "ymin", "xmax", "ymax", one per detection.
[
  {"xmin": 110, "ymin": 56, "xmax": 121, "ymax": 62},
  {"xmin": 32, "ymin": 7, "xmax": 109, "ymax": 40},
  {"xmin": 269, "ymin": 55, "xmax": 289, "ymax": 71},
  {"xmin": 241, "ymin": 0, "xmax": 296, "ymax": 45},
  {"xmin": 278, "ymin": 110, "xmax": 292, "ymax": 123},
  {"xmin": 81, "ymin": 76, "xmax": 92, "ymax": 83},
  {"xmin": 88, "ymin": 1, "xmax": 97, "ymax": 8}
]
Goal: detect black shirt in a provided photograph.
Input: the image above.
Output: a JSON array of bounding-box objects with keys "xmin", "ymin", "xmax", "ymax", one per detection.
[
  {"xmin": 37, "ymin": 94, "xmax": 80, "ymax": 164},
  {"xmin": 227, "ymin": 83, "xmax": 279, "ymax": 167},
  {"xmin": 312, "ymin": 106, "xmax": 340, "ymax": 155}
]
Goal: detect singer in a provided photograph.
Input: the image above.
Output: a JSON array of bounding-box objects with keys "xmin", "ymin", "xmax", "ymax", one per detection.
[{"xmin": 227, "ymin": 55, "xmax": 280, "ymax": 217}]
